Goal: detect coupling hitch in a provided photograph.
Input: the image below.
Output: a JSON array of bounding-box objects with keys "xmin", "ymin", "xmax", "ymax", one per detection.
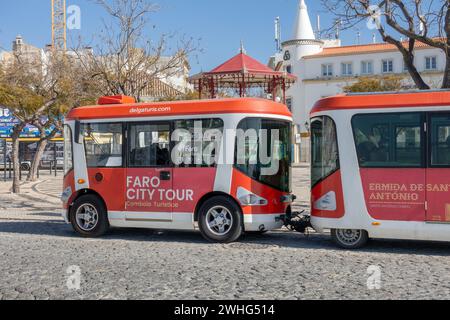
[{"xmin": 284, "ymin": 210, "xmax": 312, "ymax": 234}]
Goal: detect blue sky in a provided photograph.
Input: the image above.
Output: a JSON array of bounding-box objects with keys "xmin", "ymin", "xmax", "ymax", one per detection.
[{"xmin": 0, "ymin": 0, "xmax": 377, "ymax": 74}]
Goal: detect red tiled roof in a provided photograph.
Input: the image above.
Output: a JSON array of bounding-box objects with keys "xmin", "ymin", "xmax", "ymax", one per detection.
[
  {"xmin": 304, "ymin": 40, "xmax": 442, "ymax": 59},
  {"xmin": 210, "ymin": 52, "xmax": 280, "ymax": 74}
]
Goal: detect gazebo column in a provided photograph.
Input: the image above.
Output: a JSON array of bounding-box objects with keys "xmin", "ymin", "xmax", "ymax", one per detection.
[
  {"xmin": 272, "ymin": 78, "xmax": 277, "ymax": 102},
  {"xmin": 198, "ymin": 79, "xmax": 203, "ymax": 99}
]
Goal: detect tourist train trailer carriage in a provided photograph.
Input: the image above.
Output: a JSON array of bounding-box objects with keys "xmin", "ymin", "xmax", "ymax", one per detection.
[
  {"xmin": 61, "ymin": 96, "xmax": 295, "ymax": 243},
  {"xmin": 310, "ymin": 90, "xmax": 450, "ymax": 248}
]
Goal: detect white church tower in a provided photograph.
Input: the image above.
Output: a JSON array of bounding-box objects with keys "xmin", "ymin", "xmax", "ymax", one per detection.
[
  {"xmin": 281, "ymin": 0, "xmax": 324, "ymax": 162},
  {"xmin": 282, "ymin": 0, "xmax": 323, "ymax": 126}
]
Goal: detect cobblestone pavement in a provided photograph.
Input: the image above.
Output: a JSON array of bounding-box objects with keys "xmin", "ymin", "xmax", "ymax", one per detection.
[{"xmin": 1, "ymin": 168, "xmax": 450, "ymax": 300}]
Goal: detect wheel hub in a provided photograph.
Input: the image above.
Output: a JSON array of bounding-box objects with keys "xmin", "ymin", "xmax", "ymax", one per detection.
[
  {"xmin": 75, "ymin": 204, "xmax": 99, "ymax": 232},
  {"xmin": 206, "ymin": 206, "xmax": 233, "ymax": 236}
]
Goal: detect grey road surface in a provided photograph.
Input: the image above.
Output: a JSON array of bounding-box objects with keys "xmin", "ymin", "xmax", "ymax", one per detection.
[{"xmin": 1, "ymin": 169, "xmax": 450, "ymax": 300}]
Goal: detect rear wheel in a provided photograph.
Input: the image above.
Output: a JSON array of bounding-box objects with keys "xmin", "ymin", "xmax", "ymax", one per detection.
[
  {"xmin": 70, "ymin": 194, "xmax": 109, "ymax": 238},
  {"xmin": 331, "ymin": 229, "xmax": 368, "ymax": 249},
  {"xmin": 198, "ymin": 196, "xmax": 243, "ymax": 243}
]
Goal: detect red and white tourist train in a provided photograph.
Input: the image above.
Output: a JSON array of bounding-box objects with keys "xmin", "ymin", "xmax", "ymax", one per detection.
[
  {"xmin": 310, "ymin": 90, "xmax": 450, "ymax": 248},
  {"xmin": 61, "ymin": 96, "xmax": 294, "ymax": 243}
]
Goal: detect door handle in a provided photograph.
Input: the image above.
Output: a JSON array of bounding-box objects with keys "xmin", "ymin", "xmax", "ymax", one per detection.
[{"xmin": 160, "ymin": 171, "xmax": 171, "ymax": 181}]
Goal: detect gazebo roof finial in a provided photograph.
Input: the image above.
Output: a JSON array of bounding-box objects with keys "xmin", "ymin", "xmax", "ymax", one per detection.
[{"xmin": 240, "ymin": 40, "xmax": 247, "ymax": 54}]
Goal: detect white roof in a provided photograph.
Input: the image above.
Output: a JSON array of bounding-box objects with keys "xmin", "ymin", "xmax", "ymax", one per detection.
[{"xmin": 292, "ymin": 0, "xmax": 315, "ymax": 40}]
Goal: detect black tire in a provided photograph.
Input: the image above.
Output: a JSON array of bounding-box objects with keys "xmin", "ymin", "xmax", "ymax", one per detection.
[
  {"xmin": 198, "ymin": 196, "xmax": 243, "ymax": 243},
  {"xmin": 20, "ymin": 163, "xmax": 30, "ymax": 171},
  {"xmin": 70, "ymin": 194, "xmax": 109, "ymax": 238},
  {"xmin": 331, "ymin": 229, "xmax": 369, "ymax": 249}
]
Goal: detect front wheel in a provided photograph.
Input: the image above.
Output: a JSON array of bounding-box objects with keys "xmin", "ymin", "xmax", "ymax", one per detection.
[
  {"xmin": 70, "ymin": 194, "xmax": 109, "ymax": 238},
  {"xmin": 331, "ymin": 229, "xmax": 369, "ymax": 249},
  {"xmin": 198, "ymin": 196, "xmax": 243, "ymax": 243}
]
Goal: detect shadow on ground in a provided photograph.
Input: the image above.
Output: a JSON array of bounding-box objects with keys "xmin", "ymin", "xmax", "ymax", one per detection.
[{"xmin": 1, "ymin": 218, "xmax": 450, "ymax": 256}]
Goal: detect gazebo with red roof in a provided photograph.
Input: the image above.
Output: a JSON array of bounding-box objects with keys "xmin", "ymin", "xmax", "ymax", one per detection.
[{"xmin": 189, "ymin": 47, "xmax": 296, "ymax": 103}]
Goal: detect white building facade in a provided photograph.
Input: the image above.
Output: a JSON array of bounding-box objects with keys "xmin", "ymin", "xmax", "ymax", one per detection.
[{"xmin": 274, "ymin": 0, "xmax": 446, "ymax": 162}]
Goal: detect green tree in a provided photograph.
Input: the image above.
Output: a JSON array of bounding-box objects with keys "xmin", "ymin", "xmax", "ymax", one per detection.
[
  {"xmin": 0, "ymin": 51, "xmax": 99, "ymax": 192},
  {"xmin": 344, "ymin": 76, "xmax": 404, "ymax": 93}
]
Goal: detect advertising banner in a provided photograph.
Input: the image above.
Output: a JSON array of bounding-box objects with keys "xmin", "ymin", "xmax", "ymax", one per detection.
[{"xmin": 0, "ymin": 107, "xmax": 57, "ymax": 138}]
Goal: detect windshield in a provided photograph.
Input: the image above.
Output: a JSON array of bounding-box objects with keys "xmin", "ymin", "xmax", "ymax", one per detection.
[
  {"xmin": 311, "ymin": 116, "xmax": 340, "ymax": 187},
  {"xmin": 235, "ymin": 118, "xmax": 292, "ymax": 193}
]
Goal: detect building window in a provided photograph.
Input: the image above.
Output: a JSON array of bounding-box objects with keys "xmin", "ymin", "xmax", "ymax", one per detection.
[
  {"xmin": 286, "ymin": 65, "xmax": 293, "ymax": 74},
  {"xmin": 286, "ymin": 97, "xmax": 293, "ymax": 111},
  {"xmin": 341, "ymin": 62, "xmax": 353, "ymax": 76},
  {"xmin": 425, "ymin": 56, "xmax": 437, "ymax": 70},
  {"xmin": 361, "ymin": 61, "xmax": 373, "ymax": 75},
  {"xmin": 382, "ymin": 59, "xmax": 394, "ymax": 73},
  {"xmin": 321, "ymin": 64, "xmax": 333, "ymax": 77}
]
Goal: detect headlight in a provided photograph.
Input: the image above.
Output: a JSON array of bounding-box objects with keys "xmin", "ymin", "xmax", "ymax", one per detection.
[
  {"xmin": 61, "ymin": 186, "xmax": 72, "ymax": 204},
  {"xmin": 237, "ymin": 187, "xmax": 268, "ymax": 206},
  {"xmin": 313, "ymin": 191, "xmax": 337, "ymax": 211}
]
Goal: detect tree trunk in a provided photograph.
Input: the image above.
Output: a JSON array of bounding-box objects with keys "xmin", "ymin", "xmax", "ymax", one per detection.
[
  {"xmin": 399, "ymin": 48, "xmax": 430, "ymax": 90},
  {"xmin": 27, "ymin": 125, "xmax": 59, "ymax": 182},
  {"xmin": 27, "ymin": 139, "xmax": 48, "ymax": 182},
  {"xmin": 11, "ymin": 124, "xmax": 25, "ymax": 194}
]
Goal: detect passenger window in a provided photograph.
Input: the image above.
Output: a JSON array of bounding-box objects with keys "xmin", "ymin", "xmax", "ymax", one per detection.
[
  {"xmin": 352, "ymin": 113, "xmax": 423, "ymax": 168},
  {"xmin": 430, "ymin": 114, "xmax": 450, "ymax": 166},
  {"xmin": 173, "ymin": 118, "xmax": 224, "ymax": 167},
  {"xmin": 81, "ymin": 123, "xmax": 123, "ymax": 167},
  {"xmin": 128, "ymin": 123, "xmax": 171, "ymax": 167}
]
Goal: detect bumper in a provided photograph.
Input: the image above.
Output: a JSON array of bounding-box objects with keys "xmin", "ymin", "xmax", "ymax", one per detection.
[
  {"xmin": 243, "ymin": 214, "xmax": 284, "ymax": 232},
  {"xmin": 61, "ymin": 208, "xmax": 70, "ymax": 224}
]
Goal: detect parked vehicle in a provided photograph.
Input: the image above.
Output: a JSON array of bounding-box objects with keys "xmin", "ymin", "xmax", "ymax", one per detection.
[
  {"xmin": 310, "ymin": 90, "xmax": 450, "ymax": 249},
  {"xmin": 62, "ymin": 96, "xmax": 294, "ymax": 243}
]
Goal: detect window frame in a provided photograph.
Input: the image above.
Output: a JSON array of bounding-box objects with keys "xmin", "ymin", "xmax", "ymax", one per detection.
[
  {"xmin": 310, "ymin": 115, "xmax": 340, "ymax": 188},
  {"xmin": 321, "ymin": 63, "xmax": 333, "ymax": 77},
  {"xmin": 81, "ymin": 122, "xmax": 125, "ymax": 169},
  {"xmin": 285, "ymin": 97, "xmax": 293, "ymax": 111},
  {"xmin": 63, "ymin": 125, "xmax": 74, "ymax": 176},
  {"xmin": 382, "ymin": 59, "xmax": 394, "ymax": 73},
  {"xmin": 425, "ymin": 56, "xmax": 437, "ymax": 71},
  {"xmin": 341, "ymin": 62, "xmax": 353, "ymax": 76},
  {"xmin": 126, "ymin": 121, "xmax": 173, "ymax": 169},
  {"xmin": 172, "ymin": 117, "xmax": 225, "ymax": 168},
  {"xmin": 427, "ymin": 112, "xmax": 450, "ymax": 168},
  {"xmin": 233, "ymin": 117, "xmax": 293, "ymax": 193},
  {"xmin": 351, "ymin": 112, "xmax": 426, "ymax": 169},
  {"xmin": 361, "ymin": 60, "xmax": 374, "ymax": 75},
  {"xmin": 286, "ymin": 65, "xmax": 293, "ymax": 74}
]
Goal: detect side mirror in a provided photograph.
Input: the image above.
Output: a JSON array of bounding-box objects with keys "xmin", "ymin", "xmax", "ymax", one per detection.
[{"xmin": 74, "ymin": 120, "xmax": 82, "ymax": 144}]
